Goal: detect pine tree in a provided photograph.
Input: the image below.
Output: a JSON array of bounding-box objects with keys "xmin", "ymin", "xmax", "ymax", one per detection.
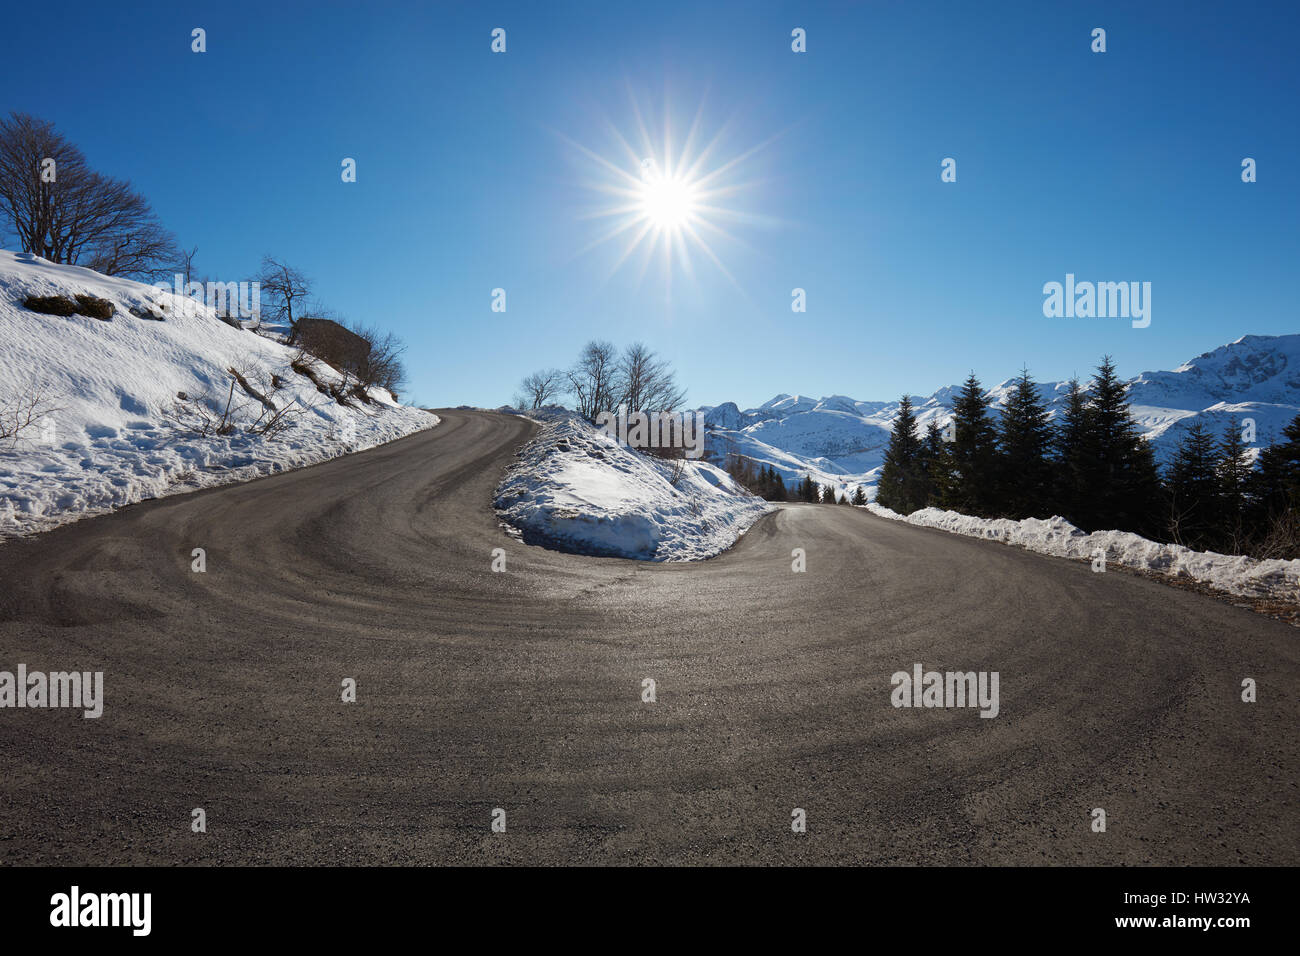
[
  {"xmin": 753, "ymin": 464, "xmax": 784, "ymax": 501},
  {"xmin": 1052, "ymin": 377, "xmax": 1091, "ymax": 526},
  {"xmin": 1079, "ymin": 357, "xmax": 1163, "ymax": 535},
  {"xmin": 943, "ymin": 374, "xmax": 999, "ymax": 516},
  {"xmin": 851, "ymin": 485, "xmax": 867, "ymax": 506},
  {"xmin": 1167, "ymin": 422, "xmax": 1220, "ymax": 550},
  {"xmin": 1247, "ymin": 412, "xmax": 1300, "ymax": 556},
  {"xmin": 918, "ymin": 419, "xmax": 951, "ymax": 508},
  {"xmin": 876, "ymin": 395, "xmax": 924, "ymax": 513},
  {"xmin": 996, "ymin": 368, "xmax": 1053, "ymax": 519},
  {"xmin": 1251, "ymin": 414, "xmax": 1300, "ymax": 511},
  {"xmin": 820, "ymin": 483, "xmax": 837, "ymax": 504},
  {"xmin": 798, "ymin": 474, "xmax": 819, "ymax": 503},
  {"xmin": 1218, "ymin": 420, "xmax": 1250, "ymax": 550}
]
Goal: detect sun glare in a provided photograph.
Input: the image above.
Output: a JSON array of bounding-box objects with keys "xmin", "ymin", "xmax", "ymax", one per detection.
[
  {"xmin": 564, "ymin": 94, "xmax": 777, "ymax": 294},
  {"xmin": 638, "ymin": 170, "xmax": 698, "ymax": 230}
]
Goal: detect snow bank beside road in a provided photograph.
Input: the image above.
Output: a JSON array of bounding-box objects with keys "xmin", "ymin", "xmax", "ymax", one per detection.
[
  {"xmin": 0, "ymin": 251, "xmax": 436, "ymax": 539},
  {"xmin": 866, "ymin": 502, "xmax": 1300, "ymax": 601},
  {"xmin": 495, "ymin": 411, "xmax": 774, "ymax": 560}
]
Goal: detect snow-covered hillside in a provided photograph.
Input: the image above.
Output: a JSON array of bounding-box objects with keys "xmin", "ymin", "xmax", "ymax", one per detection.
[
  {"xmin": 494, "ymin": 411, "xmax": 774, "ymax": 560},
  {"xmin": 0, "ymin": 251, "xmax": 436, "ymax": 538},
  {"xmin": 701, "ymin": 334, "xmax": 1300, "ymax": 500}
]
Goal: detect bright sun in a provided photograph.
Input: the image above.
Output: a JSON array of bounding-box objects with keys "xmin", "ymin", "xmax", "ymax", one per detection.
[
  {"xmin": 567, "ymin": 94, "xmax": 777, "ymax": 292},
  {"xmin": 638, "ymin": 171, "xmax": 698, "ymax": 230}
]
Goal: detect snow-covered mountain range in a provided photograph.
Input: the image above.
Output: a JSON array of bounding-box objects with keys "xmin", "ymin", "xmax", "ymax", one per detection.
[{"xmin": 700, "ymin": 334, "xmax": 1300, "ymax": 498}]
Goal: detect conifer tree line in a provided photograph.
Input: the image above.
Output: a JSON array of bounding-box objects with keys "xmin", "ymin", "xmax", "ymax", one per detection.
[
  {"xmin": 725, "ymin": 456, "xmax": 866, "ymax": 506},
  {"xmin": 725, "ymin": 456, "xmax": 787, "ymax": 501},
  {"xmin": 875, "ymin": 357, "xmax": 1300, "ymax": 559}
]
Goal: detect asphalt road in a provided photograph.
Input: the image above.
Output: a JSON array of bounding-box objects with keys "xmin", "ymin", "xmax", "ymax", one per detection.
[{"xmin": 0, "ymin": 409, "xmax": 1295, "ymax": 865}]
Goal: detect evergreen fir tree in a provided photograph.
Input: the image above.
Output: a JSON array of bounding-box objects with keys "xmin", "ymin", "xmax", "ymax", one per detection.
[
  {"xmin": 1079, "ymin": 357, "xmax": 1164, "ymax": 535},
  {"xmin": 943, "ymin": 373, "xmax": 999, "ymax": 516},
  {"xmin": 1052, "ymin": 377, "xmax": 1091, "ymax": 526},
  {"xmin": 1248, "ymin": 412, "xmax": 1300, "ymax": 551},
  {"xmin": 1217, "ymin": 420, "xmax": 1250, "ymax": 549},
  {"xmin": 996, "ymin": 368, "xmax": 1053, "ymax": 519},
  {"xmin": 851, "ymin": 485, "xmax": 867, "ymax": 506},
  {"xmin": 918, "ymin": 419, "xmax": 952, "ymax": 508},
  {"xmin": 1167, "ymin": 422, "xmax": 1220, "ymax": 550},
  {"xmin": 820, "ymin": 483, "xmax": 837, "ymax": 504},
  {"xmin": 876, "ymin": 395, "xmax": 924, "ymax": 513}
]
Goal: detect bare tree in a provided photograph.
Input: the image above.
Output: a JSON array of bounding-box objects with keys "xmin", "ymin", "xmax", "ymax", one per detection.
[
  {"xmin": 174, "ymin": 245, "xmax": 199, "ymax": 286},
  {"xmin": 568, "ymin": 340, "xmax": 619, "ymax": 421},
  {"xmin": 0, "ymin": 112, "xmax": 178, "ymax": 279},
  {"xmin": 517, "ymin": 368, "xmax": 565, "ymax": 409},
  {"xmin": 615, "ymin": 342, "xmax": 686, "ymax": 413},
  {"xmin": 83, "ymin": 211, "xmax": 178, "ymax": 282},
  {"xmin": 258, "ymin": 256, "xmax": 312, "ymax": 333},
  {"xmin": 0, "ymin": 112, "xmax": 77, "ymax": 260}
]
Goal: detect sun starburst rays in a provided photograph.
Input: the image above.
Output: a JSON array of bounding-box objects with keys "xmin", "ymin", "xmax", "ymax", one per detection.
[{"xmin": 566, "ymin": 98, "xmax": 767, "ymax": 296}]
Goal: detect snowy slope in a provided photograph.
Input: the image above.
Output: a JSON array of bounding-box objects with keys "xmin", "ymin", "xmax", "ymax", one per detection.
[
  {"xmin": 494, "ymin": 411, "xmax": 774, "ymax": 560},
  {"xmin": 0, "ymin": 250, "xmax": 436, "ymax": 538},
  {"xmin": 700, "ymin": 334, "xmax": 1300, "ymax": 500}
]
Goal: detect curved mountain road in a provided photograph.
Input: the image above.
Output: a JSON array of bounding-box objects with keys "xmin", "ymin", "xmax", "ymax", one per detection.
[{"xmin": 0, "ymin": 409, "xmax": 1295, "ymax": 865}]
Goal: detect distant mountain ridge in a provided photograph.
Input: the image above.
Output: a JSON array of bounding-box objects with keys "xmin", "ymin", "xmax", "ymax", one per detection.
[{"xmin": 699, "ymin": 334, "xmax": 1300, "ymax": 497}]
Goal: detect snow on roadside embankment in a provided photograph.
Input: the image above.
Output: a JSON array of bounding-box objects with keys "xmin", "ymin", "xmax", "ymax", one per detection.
[
  {"xmin": 866, "ymin": 502, "xmax": 1300, "ymax": 602},
  {"xmin": 0, "ymin": 251, "xmax": 436, "ymax": 539},
  {"xmin": 494, "ymin": 411, "xmax": 774, "ymax": 560}
]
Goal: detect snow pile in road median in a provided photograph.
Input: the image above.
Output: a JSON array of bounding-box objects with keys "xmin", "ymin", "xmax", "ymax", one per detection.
[
  {"xmin": 495, "ymin": 411, "xmax": 774, "ymax": 560},
  {"xmin": 0, "ymin": 250, "xmax": 436, "ymax": 539},
  {"xmin": 866, "ymin": 502, "xmax": 1300, "ymax": 601}
]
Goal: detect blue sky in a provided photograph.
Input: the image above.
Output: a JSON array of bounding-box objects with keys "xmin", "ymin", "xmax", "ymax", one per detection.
[{"xmin": 3, "ymin": 0, "xmax": 1297, "ymax": 408}]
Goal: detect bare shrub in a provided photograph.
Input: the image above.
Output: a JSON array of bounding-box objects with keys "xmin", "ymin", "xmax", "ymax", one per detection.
[
  {"xmin": 1, "ymin": 378, "xmax": 62, "ymax": 449},
  {"xmin": 667, "ymin": 454, "xmax": 687, "ymax": 488},
  {"xmin": 1252, "ymin": 510, "xmax": 1300, "ymax": 561},
  {"xmin": 232, "ymin": 359, "xmax": 314, "ymax": 438},
  {"xmin": 348, "ymin": 323, "xmax": 407, "ymax": 397},
  {"xmin": 164, "ymin": 378, "xmax": 241, "ymax": 437},
  {"xmin": 248, "ymin": 396, "xmax": 309, "ymax": 438}
]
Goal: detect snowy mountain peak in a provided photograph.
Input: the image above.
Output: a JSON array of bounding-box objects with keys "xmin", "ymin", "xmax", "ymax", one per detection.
[{"xmin": 813, "ymin": 395, "xmax": 862, "ymax": 415}]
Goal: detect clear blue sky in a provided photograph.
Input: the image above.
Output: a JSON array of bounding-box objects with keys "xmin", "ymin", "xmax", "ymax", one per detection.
[{"xmin": 3, "ymin": 0, "xmax": 1296, "ymax": 408}]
